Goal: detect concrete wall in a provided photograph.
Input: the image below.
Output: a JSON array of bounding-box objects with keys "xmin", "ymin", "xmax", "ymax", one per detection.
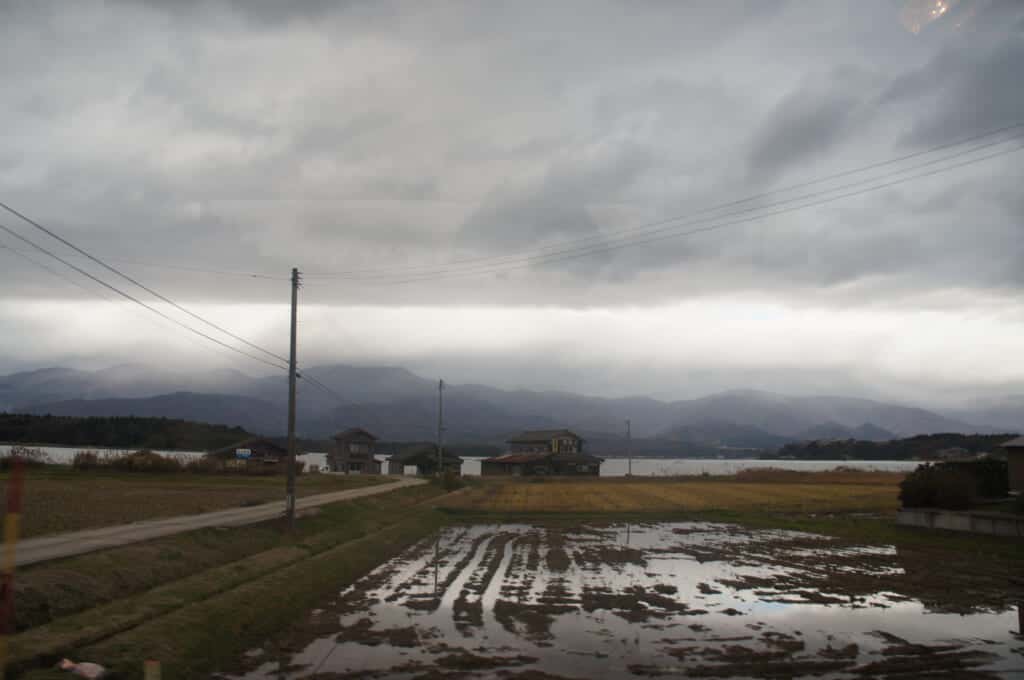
[{"xmin": 897, "ymin": 508, "xmax": 1024, "ymax": 537}]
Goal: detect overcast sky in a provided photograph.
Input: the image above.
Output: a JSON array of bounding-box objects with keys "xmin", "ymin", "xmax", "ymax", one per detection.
[{"xmin": 2, "ymin": 0, "xmax": 1023, "ymax": 405}]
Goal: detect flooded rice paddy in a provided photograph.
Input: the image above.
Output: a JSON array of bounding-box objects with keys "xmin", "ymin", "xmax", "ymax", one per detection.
[{"xmin": 223, "ymin": 523, "xmax": 1024, "ymax": 679}]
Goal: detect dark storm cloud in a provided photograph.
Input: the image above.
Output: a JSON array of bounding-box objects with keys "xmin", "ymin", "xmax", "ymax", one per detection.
[
  {"xmin": 459, "ymin": 146, "xmax": 654, "ymax": 250},
  {"xmin": 746, "ymin": 70, "xmax": 867, "ymax": 180},
  {"xmin": 0, "ymin": 0, "xmax": 1022, "ymax": 307},
  {"xmin": 113, "ymin": 0, "xmax": 366, "ymax": 26},
  {"xmin": 891, "ymin": 30, "xmax": 1024, "ymax": 147}
]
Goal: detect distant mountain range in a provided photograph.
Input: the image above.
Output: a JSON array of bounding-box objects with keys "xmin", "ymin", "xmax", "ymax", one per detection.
[{"xmin": 0, "ymin": 363, "xmax": 1009, "ymax": 454}]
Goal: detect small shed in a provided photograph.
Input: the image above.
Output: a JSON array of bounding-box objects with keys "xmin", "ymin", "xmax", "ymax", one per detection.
[
  {"xmin": 207, "ymin": 437, "xmax": 289, "ymax": 472},
  {"xmin": 386, "ymin": 443, "xmax": 463, "ymax": 476},
  {"xmin": 999, "ymin": 436, "xmax": 1024, "ymax": 492},
  {"xmin": 328, "ymin": 427, "xmax": 382, "ymax": 474}
]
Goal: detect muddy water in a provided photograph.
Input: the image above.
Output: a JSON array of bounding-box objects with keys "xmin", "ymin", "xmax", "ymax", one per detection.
[{"xmin": 220, "ymin": 523, "xmax": 1024, "ymax": 679}]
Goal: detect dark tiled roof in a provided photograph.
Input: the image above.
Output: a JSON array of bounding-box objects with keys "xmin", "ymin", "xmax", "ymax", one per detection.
[
  {"xmin": 333, "ymin": 427, "xmax": 378, "ymax": 442},
  {"xmin": 506, "ymin": 429, "xmax": 582, "ymax": 444}
]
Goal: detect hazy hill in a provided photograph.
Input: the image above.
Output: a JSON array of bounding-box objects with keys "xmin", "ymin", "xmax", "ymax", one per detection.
[
  {"xmin": 18, "ymin": 392, "xmax": 284, "ymax": 436},
  {"xmin": 940, "ymin": 395, "xmax": 1024, "ymax": 433},
  {"xmin": 772, "ymin": 433, "xmax": 1017, "ymax": 461},
  {"xmin": 663, "ymin": 389, "xmax": 977, "ymax": 439},
  {"xmin": 660, "ymin": 420, "xmax": 792, "ymax": 450},
  {"xmin": 794, "ymin": 421, "xmax": 895, "ymax": 442},
  {"xmin": 3, "ymin": 364, "xmax": 991, "ymax": 451},
  {"xmin": 0, "ymin": 413, "xmax": 251, "ymax": 451}
]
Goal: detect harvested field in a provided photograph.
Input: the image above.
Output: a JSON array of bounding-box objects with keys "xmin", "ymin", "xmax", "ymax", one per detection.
[
  {"xmin": 0, "ymin": 468, "xmax": 389, "ymax": 537},
  {"xmin": 218, "ymin": 522, "xmax": 1023, "ymax": 679},
  {"xmin": 443, "ymin": 473, "xmax": 902, "ymax": 514}
]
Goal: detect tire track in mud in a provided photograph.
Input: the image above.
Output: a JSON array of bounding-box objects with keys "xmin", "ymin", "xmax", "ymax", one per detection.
[
  {"xmin": 452, "ymin": 531, "xmax": 516, "ymax": 633},
  {"xmin": 402, "ymin": 527, "xmax": 491, "ymax": 613},
  {"xmin": 378, "ymin": 526, "xmax": 473, "ymax": 609}
]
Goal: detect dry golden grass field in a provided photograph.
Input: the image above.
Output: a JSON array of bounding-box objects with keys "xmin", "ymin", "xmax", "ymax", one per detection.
[
  {"xmin": 0, "ymin": 469, "xmax": 389, "ymax": 538},
  {"xmin": 444, "ymin": 470, "xmax": 905, "ymax": 514}
]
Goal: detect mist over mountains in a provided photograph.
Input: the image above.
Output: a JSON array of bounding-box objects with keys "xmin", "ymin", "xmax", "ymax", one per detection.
[{"xmin": 0, "ymin": 363, "xmax": 1012, "ymax": 453}]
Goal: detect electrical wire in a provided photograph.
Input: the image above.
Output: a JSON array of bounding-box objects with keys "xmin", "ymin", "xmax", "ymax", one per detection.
[
  {"xmin": 0, "ymin": 221, "xmax": 290, "ymax": 372},
  {"xmin": 0, "ymin": 199, "xmax": 291, "ymax": 365},
  {"xmin": 304, "ymin": 121, "xmax": 1024, "ymax": 280},
  {"xmin": 334, "ymin": 140, "xmax": 1024, "ymax": 286}
]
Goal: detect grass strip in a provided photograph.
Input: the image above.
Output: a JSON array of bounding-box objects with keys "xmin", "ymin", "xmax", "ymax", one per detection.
[
  {"xmin": 14, "ymin": 483, "xmax": 440, "ymax": 630},
  {"xmin": 70, "ymin": 510, "xmax": 446, "ymax": 679}
]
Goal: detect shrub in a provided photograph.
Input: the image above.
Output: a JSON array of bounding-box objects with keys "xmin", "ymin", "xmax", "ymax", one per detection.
[
  {"xmin": 900, "ymin": 463, "xmax": 974, "ymax": 510},
  {"xmin": 72, "ymin": 451, "xmax": 102, "ymax": 470},
  {"xmin": 1013, "ymin": 494, "xmax": 1024, "ymax": 515},
  {"xmin": 106, "ymin": 450, "xmax": 183, "ymax": 474},
  {"xmin": 943, "ymin": 458, "xmax": 1009, "ymax": 498},
  {"xmin": 185, "ymin": 457, "xmax": 223, "ymax": 474},
  {"xmin": 436, "ymin": 469, "xmax": 465, "ymax": 492}
]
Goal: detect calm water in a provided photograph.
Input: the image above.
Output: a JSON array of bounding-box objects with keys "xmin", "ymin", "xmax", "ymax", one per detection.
[
  {"xmin": 0, "ymin": 445, "xmax": 919, "ymax": 476},
  {"xmin": 218, "ymin": 523, "xmax": 1024, "ymax": 679}
]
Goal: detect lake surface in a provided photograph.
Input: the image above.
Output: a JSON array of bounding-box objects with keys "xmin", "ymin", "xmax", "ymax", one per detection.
[
  {"xmin": 0, "ymin": 445, "xmax": 920, "ymax": 476},
  {"xmin": 218, "ymin": 522, "xmax": 1024, "ymax": 679}
]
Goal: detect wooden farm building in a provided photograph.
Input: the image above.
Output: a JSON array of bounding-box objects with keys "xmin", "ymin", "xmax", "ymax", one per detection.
[
  {"xmin": 207, "ymin": 437, "xmax": 289, "ymax": 473},
  {"xmin": 386, "ymin": 442, "xmax": 462, "ymax": 476},
  {"xmin": 328, "ymin": 427, "xmax": 382, "ymax": 474},
  {"xmin": 481, "ymin": 429, "xmax": 602, "ymax": 476},
  {"xmin": 1000, "ymin": 436, "xmax": 1024, "ymax": 492}
]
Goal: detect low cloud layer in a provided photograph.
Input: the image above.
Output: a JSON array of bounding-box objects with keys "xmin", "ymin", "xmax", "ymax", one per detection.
[{"xmin": 2, "ymin": 1, "xmax": 1023, "ymax": 404}]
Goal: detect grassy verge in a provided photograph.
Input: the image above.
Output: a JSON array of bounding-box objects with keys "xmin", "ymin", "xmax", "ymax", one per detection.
[
  {"xmin": 9, "ymin": 483, "xmax": 446, "ymax": 677},
  {"xmin": 0, "ymin": 468, "xmax": 389, "ymax": 537},
  {"xmin": 14, "ymin": 482, "xmax": 441, "ymax": 629},
  {"xmin": 17, "ymin": 510, "xmax": 448, "ymax": 679}
]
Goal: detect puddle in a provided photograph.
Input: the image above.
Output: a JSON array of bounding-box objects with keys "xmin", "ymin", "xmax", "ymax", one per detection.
[{"xmin": 218, "ymin": 523, "xmax": 1024, "ymax": 679}]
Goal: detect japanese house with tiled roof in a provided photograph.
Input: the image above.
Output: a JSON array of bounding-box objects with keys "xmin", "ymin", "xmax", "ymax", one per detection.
[
  {"xmin": 328, "ymin": 427, "xmax": 382, "ymax": 474},
  {"xmin": 481, "ymin": 429, "xmax": 602, "ymax": 476}
]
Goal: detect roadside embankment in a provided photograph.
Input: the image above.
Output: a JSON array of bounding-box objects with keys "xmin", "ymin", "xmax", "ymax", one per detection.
[
  {"xmin": 8, "ymin": 482, "xmax": 449, "ymax": 679},
  {"xmin": 0, "ymin": 468, "xmax": 390, "ymax": 538}
]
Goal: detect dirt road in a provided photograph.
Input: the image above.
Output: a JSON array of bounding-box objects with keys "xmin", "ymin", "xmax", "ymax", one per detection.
[{"xmin": 14, "ymin": 477, "xmax": 426, "ymax": 567}]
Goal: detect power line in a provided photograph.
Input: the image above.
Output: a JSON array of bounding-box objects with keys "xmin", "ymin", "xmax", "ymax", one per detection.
[
  {"xmin": 0, "ymin": 200, "xmax": 291, "ymax": 365},
  {"xmin": 1, "ymin": 240, "xmax": 117, "ymax": 301},
  {"xmin": 0, "ymin": 221, "xmax": 290, "ymax": 372},
  {"xmin": 64, "ymin": 255, "xmax": 287, "ymax": 280},
  {"xmin": 2, "ymin": 238, "xmax": 303, "ymax": 370},
  {"xmin": 330, "ymin": 139, "xmax": 1024, "ymax": 286},
  {"xmin": 304, "ymin": 121, "xmax": 1024, "ymax": 280},
  {"xmin": 310, "ymin": 131, "xmax": 1024, "ymax": 283}
]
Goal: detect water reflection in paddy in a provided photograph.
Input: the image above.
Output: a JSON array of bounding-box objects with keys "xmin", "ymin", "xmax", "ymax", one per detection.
[{"xmin": 222, "ymin": 523, "xmax": 1024, "ymax": 679}]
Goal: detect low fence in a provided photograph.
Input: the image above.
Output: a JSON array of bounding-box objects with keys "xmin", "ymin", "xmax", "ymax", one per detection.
[{"xmin": 897, "ymin": 508, "xmax": 1024, "ymax": 537}]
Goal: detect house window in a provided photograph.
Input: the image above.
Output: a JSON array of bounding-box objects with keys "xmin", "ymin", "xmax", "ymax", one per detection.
[
  {"xmin": 350, "ymin": 462, "xmax": 363, "ymax": 473},
  {"xmin": 577, "ymin": 464, "xmax": 590, "ymax": 473}
]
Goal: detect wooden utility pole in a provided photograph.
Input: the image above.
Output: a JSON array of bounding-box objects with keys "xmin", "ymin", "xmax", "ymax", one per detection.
[
  {"xmin": 285, "ymin": 267, "xmax": 300, "ymax": 528},
  {"xmin": 436, "ymin": 379, "xmax": 445, "ymax": 476},
  {"xmin": 626, "ymin": 418, "xmax": 632, "ymax": 477}
]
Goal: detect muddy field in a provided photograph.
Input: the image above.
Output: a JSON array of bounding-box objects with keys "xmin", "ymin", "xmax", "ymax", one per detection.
[{"xmin": 219, "ymin": 522, "xmax": 1024, "ymax": 679}]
